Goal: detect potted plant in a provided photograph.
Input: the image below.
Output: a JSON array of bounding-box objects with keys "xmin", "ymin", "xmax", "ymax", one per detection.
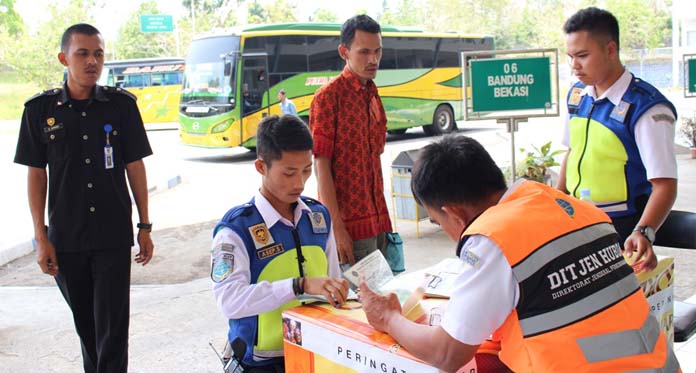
[
  {"xmin": 517, "ymin": 141, "xmax": 564, "ymax": 184},
  {"xmin": 680, "ymin": 116, "xmax": 696, "ymax": 159}
]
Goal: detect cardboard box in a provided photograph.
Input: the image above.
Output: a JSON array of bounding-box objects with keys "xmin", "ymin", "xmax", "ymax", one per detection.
[{"xmin": 282, "ymin": 299, "xmax": 477, "ymax": 373}]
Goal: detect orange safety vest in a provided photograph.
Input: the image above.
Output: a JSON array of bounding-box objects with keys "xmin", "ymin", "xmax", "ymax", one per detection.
[{"xmin": 463, "ymin": 181, "xmax": 679, "ymax": 372}]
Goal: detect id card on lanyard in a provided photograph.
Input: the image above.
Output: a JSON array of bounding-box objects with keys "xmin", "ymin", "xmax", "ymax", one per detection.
[{"xmin": 104, "ymin": 123, "xmax": 114, "ymax": 169}]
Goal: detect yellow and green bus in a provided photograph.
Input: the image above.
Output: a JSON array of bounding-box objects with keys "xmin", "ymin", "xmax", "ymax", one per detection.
[
  {"xmin": 179, "ymin": 23, "xmax": 493, "ymax": 148},
  {"xmin": 99, "ymin": 58, "xmax": 184, "ymax": 124}
]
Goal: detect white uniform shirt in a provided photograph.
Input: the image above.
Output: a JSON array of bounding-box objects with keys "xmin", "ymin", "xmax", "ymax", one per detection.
[
  {"xmin": 441, "ymin": 183, "xmax": 523, "ymax": 345},
  {"xmin": 562, "ymin": 69, "xmax": 677, "ymax": 180},
  {"xmin": 212, "ymin": 191, "xmax": 341, "ymax": 319}
]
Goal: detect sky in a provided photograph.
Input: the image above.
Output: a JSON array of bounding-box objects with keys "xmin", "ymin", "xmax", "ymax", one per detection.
[{"xmin": 14, "ymin": 0, "xmax": 384, "ymax": 40}]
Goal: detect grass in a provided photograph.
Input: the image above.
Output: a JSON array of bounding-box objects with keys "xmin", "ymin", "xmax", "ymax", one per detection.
[{"xmin": 0, "ymin": 70, "xmax": 41, "ymax": 121}]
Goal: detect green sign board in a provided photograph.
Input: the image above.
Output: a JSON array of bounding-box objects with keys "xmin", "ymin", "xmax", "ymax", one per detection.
[
  {"xmin": 140, "ymin": 15, "xmax": 174, "ymax": 33},
  {"xmin": 689, "ymin": 59, "xmax": 696, "ymax": 93},
  {"xmin": 470, "ymin": 56, "xmax": 552, "ymax": 112}
]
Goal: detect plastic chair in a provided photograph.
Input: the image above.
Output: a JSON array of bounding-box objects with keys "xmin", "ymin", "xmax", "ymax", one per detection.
[
  {"xmin": 653, "ymin": 210, "xmax": 696, "ymax": 342},
  {"xmin": 654, "ymin": 210, "xmax": 696, "ymax": 249}
]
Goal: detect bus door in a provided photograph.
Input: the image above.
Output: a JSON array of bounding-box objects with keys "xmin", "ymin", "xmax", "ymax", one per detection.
[{"xmin": 240, "ymin": 54, "xmax": 270, "ymax": 144}]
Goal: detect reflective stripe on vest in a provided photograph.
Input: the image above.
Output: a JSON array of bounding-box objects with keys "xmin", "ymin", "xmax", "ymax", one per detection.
[
  {"xmin": 625, "ymin": 346, "xmax": 680, "ymax": 373},
  {"xmin": 519, "ymin": 272, "xmax": 639, "ymax": 337},
  {"xmin": 577, "ymin": 315, "xmax": 660, "ymax": 362},
  {"xmin": 513, "ymin": 222, "xmax": 616, "ymax": 282},
  {"xmin": 513, "ymin": 222, "xmax": 640, "ymax": 336}
]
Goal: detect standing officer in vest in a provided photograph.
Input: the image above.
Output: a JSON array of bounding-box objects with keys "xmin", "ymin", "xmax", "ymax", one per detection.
[
  {"xmin": 360, "ymin": 135, "xmax": 679, "ymax": 372},
  {"xmin": 211, "ymin": 114, "xmax": 349, "ymax": 372},
  {"xmin": 14, "ymin": 23, "xmax": 154, "ymax": 372},
  {"xmin": 557, "ymin": 7, "xmax": 678, "ymax": 273}
]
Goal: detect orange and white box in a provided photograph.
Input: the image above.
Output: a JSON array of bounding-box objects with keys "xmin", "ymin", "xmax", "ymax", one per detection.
[{"xmin": 282, "ymin": 299, "xmax": 477, "ymax": 373}]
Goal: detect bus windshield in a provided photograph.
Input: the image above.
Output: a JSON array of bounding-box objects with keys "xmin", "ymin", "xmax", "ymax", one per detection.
[{"xmin": 181, "ymin": 35, "xmax": 239, "ymax": 108}]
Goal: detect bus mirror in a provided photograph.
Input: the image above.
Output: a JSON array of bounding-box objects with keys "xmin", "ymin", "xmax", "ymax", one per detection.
[{"xmin": 224, "ymin": 62, "xmax": 232, "ymax": 76}]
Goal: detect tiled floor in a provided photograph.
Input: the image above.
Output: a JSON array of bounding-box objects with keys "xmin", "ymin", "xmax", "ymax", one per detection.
[{"xmin": 675, "ymin": 295, "xmax": 696, "ymax": 372}]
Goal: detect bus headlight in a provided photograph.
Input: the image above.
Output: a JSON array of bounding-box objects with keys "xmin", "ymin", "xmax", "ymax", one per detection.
[{"xmin": 211, "ymin": 122, "xmax": 231, "ymax": 134}]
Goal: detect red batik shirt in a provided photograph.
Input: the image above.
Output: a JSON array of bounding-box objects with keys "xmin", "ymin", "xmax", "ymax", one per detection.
[{"xmin": 310, "ymin": 66, "xmax": 392, "ymax": 240}]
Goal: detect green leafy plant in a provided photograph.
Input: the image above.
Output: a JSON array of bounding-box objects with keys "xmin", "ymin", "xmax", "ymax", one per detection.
[
  {"xmin": 517, "ymin": 141, "xmax": 564, "ymax": 182},
  {"xmin": 680, "ymin": 116, "xmax": 696, "ymax": 148}
]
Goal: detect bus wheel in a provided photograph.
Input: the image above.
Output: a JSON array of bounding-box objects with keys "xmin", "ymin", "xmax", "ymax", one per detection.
[
  {"xmin": 424, "ymin": 105, "xmax": 456, "ymax": 135},
  {"xmin": 387, "ymin": 128, "xmax": 407, "ymax": 135}
]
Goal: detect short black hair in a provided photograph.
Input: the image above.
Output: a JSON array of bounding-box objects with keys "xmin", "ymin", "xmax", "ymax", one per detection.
[
  {"xmin": 61, "ymin": 23, "xmax": 101, "ymax": 52},
  {"xmin": 563, "ymin": 7, "xmax": 620, "ymax": 50},
  {"xmin": 256, "ymin": 114, "xmax": 313, "ymax": 167},
  {"xmin": 411, "ymin": 135, "xmax": 506, "ymax": 209},
  {"xmin": 340, "ymin": 14, "xmax": 381, "ymax": 48}
]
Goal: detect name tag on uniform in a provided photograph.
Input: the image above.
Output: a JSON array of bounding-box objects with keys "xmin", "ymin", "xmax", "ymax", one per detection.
[
  {"xmin": 308, "ymin": 212, "xmax": 328, "ymax": 234},
  {"xmin": 104, "ymin": 145, "xmax": 114, "ymax": 169},
  {"xmin": 103, "ymin": 123, "xmax": 114, "ymax": 169}
]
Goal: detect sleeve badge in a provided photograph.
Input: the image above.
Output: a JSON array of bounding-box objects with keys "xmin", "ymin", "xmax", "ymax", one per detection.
[{"xmin": 211, "ymin": 254, "xmax": 234, "ymax": 283}]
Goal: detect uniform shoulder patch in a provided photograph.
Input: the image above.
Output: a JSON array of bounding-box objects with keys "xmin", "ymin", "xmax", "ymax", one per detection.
[
  {"xmin": 568, "ymin": 87, "xmax": 583, "ymax": 106},
  {"xmin": 308, "ymin": 211, "xmax": 328, "ymax": 234},
  {"xmin": 211, "ymin": 243, "xmax": 236, "ymax": 256},
  {"xmin": 609, "ymin": 100, "xmax": 631, "ymax": 123},
  {"xmin": 24, "ymin": 87, "xmax": 62, "ymax": 106},
  {"xmin": 103, "ymin": 85, "xmax": 137, "ymax": 101},
  {"xmin": 211, "ymin": 253, "xmax": 234, "ymax": 283},
  {"xmin": 651, "ymin": 113, "xmax": 675, "ymax": 124},
  {"xmin": 461, "ymin": 249, "xmax": 481, "ymax": 269},
  {"xmin": 555, "ymin": 198, "xmax": 575, "ymax": 217},
  {"xmin": 248, "ymin": 223, "xmax": 274, "ymax": 249}
]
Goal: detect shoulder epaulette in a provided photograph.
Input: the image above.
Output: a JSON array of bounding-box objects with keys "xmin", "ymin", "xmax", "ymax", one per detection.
[
  {"xmin": 301, "ymin": 196, "xmax": 321, "ymax": 205},
  {"xmin": 221, "ymin": 203, "xmax": 255, "ymax": 222},
  {"xmin": 629, "ymin": 77, "xmax": 660, "ymax": 98},
  {"xmin": 101, "ymin": 85, "xmax": 137, "ymax": 101},
  {"xmin": 24, "ymin": 87, "xmax": 62, "ymax": 106}
]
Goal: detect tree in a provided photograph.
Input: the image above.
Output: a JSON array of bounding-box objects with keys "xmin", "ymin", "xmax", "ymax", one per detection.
[
  {"xmin": 0, "ymin": 0, "xmax": 23, "ymax": 36},
  {"xmin": 114, "ymin": 1, "xmax": 178, "ymax": 59},
  {"xmin": 606, "ymin": 0, "xmax": 671, "ymax": 51},
  {"xmin": 247, "ymin": 1, "xmax": 268, "ymax": 24},
  {"xmin": 265, "ymin": 0, "xmax": 298, "ymax": 23},
  {"xmin": 311, "ymin": 8, "xmax": 337, "ymax": 23},
  {"xmin": 247, "ymin": 0, "xmax": 297, "ymax": 25},
  {"xmin": 379, "ymin": 0, "xmax": 422, "ymax": 27},
  {"xmin": 1, "ymin": 0, "xmax": 96, "ymax": 87}
]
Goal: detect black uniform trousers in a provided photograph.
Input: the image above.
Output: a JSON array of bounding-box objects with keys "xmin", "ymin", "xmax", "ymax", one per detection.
[{"xmin": 54, "ymin": 247, "xmax": 131, "ymax": 373}]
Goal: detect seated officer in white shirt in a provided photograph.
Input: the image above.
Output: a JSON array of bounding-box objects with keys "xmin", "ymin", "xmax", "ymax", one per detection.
[
  {"xmin": 211, "ymin": 114, "xmax": 349, "ymax": 372},
  {"xmin": 360, "ymin": 135, "xmax": 678, "ymax": 373}
]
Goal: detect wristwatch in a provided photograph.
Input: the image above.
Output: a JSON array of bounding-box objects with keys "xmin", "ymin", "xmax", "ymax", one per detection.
[
  {"xmin": 633, "ymin": 225, "xmax": 655, "ymax": 244},
  {"xmin": 137, "ymin": 222, "xmax": 153, "ymax": 232}
]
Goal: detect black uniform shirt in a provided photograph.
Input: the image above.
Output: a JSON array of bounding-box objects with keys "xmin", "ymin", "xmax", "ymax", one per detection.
[{"xmin": 14, "ymin": 83, "xmax": 153, "ymax": 252}]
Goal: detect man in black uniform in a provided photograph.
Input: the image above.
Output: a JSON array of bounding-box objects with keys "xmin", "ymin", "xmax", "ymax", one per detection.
[{"xmin": 14, "ymin": 23, "xmax": 154, "ymax": 373}]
